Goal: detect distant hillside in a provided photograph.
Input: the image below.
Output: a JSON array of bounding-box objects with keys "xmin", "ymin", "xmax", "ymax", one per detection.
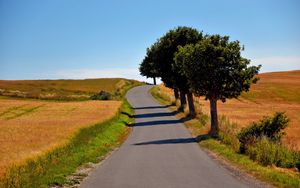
[
  {"xmin": 0, "ymin": 78, "xmax": 142, "ymax": 100},
  {"xmin": 241, "ymin": 70, "xmax": 300, "ymax": 103}
]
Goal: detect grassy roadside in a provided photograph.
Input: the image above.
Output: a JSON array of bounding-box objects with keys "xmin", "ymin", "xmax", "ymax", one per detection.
[
  {"xmin": 1, "ymin": 100, "xmax": 134, "ymax": 188},
  {"xmin": 150, "ymin": 86, "xmax": 300, "ymax": 188}
]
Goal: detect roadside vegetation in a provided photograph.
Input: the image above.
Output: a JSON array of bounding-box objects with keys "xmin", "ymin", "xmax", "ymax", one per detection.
[{"xmin": 151, "ymin": 86, "xmax": 300, "ymax": 188}]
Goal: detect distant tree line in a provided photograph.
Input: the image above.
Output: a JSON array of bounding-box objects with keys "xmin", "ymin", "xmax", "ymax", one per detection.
[{"xmin": 139, "ymin": 26, "xmax": 261, "ymax": 135}]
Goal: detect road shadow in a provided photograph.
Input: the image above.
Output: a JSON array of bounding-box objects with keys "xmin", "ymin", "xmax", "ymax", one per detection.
[
  {"xmin": 130, "ymin": 109, "xmax": 195, "ymax": 127},
  {"xmin": 195, "ymin": 134, "xmax": 210, "ymax": 142},
  {"xmin": 133, "ymin": 134, "xmax": 210, "ymax": 145},
  {"xmin": 121, "ymin": 111, "xmax": 134, "ymax": 118},
  {"xmin": 129, "ymin": 103, "xmax": 198, "ymax": 127},
  {"xmin": 179, "ymin": 114, "xmax": 195, "ymax": 122},
  {"xmin": 134, "ymin": 137, "xmax": 196, "ymax": 145},
  {"xmin": 134, "ymin": 119, "xmax": 182, "ymax": 127},
  {"xmin": 134, "ymin": 112, "xmax": 176, "ymax": 119},
  {"xmin": 133, "ymin": 105, "xmax": 171, "ymax": 110}
]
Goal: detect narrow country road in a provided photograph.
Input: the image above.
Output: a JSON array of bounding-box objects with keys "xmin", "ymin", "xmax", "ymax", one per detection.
[{"xmin": 80, "ymin": 85, "xmax": 262, "ymax": 188}]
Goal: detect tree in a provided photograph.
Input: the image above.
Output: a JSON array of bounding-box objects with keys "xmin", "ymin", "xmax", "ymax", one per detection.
[
  {"xmin": 153, "ymin": 26, "xmax": 203, "ymax": 114},
  {"xmin": 174, "ymin": 34, "xmax": 261, "ymax": 135},
  {"xmin": 139, "ymin": 44, "xmax": 160, "ymax": 85}
]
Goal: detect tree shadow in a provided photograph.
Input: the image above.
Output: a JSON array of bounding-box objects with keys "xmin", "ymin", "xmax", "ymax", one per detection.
[
  {"xmin": 133, "ymin": 105, "xmax": 172, "ymax": 110},
  {"xmin": 121, "ymin": 120, "xmax": 132, "ymax": 127},
  {"xmin": 130, "ymin": 110, "xmax": 196, "ymax": 127},
  {"xmin": 162, "ymin": 106, "xmax": 195, "ymax": 122},
  {"xmin": 134, "ymin": 112, "xmax": 176, "ymax": 118},
  {"xmin": 179, "ymin": 114, "xmax": 195, "ymax": 122},
  {"xmin": 134, "ymin": 119, "xmax": 182, "ymax": 127},
  {"xmin": 121, "ymin": 111, "xmax": 134, "ymax": 118},
  {"xmin": 133, "ymin": 134, "xmax": 210, "ymax": 145},
  {"xmin": 195, "ymin": 134, "xmax": 210, "ymax": 142},
  {"xmin": 134, "ymin": 137, "xmax": 196, "ymax": 145}
]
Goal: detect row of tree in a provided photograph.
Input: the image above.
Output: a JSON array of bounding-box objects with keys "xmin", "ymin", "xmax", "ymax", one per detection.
[{"xmin": 139, "ymin": 26, "xmax": 261, "ymax": 135}]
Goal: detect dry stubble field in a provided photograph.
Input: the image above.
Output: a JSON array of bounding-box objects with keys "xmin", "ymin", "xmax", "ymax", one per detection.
[
  {"xmin": 160, "ymin": 70, "xmax": 300, "ymax": 150},
  {"xmin": 0, "ymin": 98, "xmax": 121, "ymax": 177}
]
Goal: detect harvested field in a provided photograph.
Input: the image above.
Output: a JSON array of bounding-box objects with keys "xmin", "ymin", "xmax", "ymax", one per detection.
[
  {"xmin": 0, "ymin": 78, "xmax": 140, "ymax": 100},
  {"xmin": 0, "ymin": 98, "xmax": 121, "ymax": 177},
  {"xmin": 159, "ymin": 70, "xmax": 300, "ymax": 150}
]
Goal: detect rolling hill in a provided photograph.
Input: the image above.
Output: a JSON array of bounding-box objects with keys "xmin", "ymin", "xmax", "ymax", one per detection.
[{"xmin": 0, "ymin": 78, "xmax": 141, "ymax": 100}]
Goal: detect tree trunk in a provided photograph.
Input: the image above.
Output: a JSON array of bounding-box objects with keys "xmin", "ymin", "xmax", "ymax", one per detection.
[
  {"xmin": 153, "ymin": 77, "xmax": 156, "ymax": 85},
  {"xmin": 187, "ymin": 92, "xmax": 195, "ymax": 117},
  {"xmin": 174, "ymin": 88, "xmax": 179, "ymax": 100},
  {"xmin": 209, "ymin": 97, "xmax": 219, "ymax": 135},
  {"xmin": 179, "ymin": 90, "xmax": 186, "ymax": 112}
]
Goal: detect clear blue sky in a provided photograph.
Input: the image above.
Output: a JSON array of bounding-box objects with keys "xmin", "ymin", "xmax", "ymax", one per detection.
[{"xmin": 1, "ymin": 0, "xmax": 299, "ymax": 81}]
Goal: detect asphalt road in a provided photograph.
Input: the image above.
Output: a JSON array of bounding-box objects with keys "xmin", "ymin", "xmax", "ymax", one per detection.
[{"xmin": 80, "ymin": 85, "xmax": 258, "ymax": 188}]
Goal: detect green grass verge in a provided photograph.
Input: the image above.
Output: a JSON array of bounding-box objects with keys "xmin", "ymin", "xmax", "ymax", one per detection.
[
  {"xmin": 1, "ymin": 100, "xmax": 133, "ymax": 188},
  {"xmin": 150, "ymin": 86, "xmax": 173, "ymax": 106},
  {"xmin": 201, "ymin": 139, "xmax": 300, "ymax": 188},
  {"xmin": 150, "ymin": 86, "xmax": 300, "ymax": 188}
]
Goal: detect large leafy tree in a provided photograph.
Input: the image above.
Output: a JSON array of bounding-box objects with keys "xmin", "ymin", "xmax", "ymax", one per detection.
[
  {"xmin": 154, "ymin": 26, "xmax": 203, "ymax": 114},
  {"xmin": 174, "ymin": 34, "xmax": 261, "ymax": 134},
  {"xmin": 140, "ymin": 44, "xmax": 160, "ymax": 85}
]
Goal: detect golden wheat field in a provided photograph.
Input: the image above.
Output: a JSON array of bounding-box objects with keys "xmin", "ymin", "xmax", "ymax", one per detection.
[
  {"xmin": 160, "ymin": 70, "xmax": 300, "ymax": 150},
  {"xmin": 0, "ymin": 97, "xmax": 121, "ymax": 177}
]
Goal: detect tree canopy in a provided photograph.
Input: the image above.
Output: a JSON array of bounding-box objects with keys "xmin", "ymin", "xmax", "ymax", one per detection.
[
  {"xmin": 139, "ymin": 26, "xmax": 203, "ymax": 113},
  {"xmin": 174, "ymin": 34, "xmax": 261, "ymax": 134},
  {"xmin": 139, "ymin": 44, "xmax": 160, "ymax": 80},
  {"xmin": 153, "ymin": 26, "xmax": 203, "ymax": 91},
  {"xmin": 140, "ymin": 27, "xmax": 261, "ymax": 134}
]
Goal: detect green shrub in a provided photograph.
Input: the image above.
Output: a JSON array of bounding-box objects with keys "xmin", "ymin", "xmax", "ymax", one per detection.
[
  {"xmin": 296, "ymin": 161, "xmax": 300, "ymax": 171},
  {"xmin": 197, "ymin": 112, "xmax": 209, "ymax": 127},
  {"xmin": 293, "ymin": 152, "xmax": 300, "ymax": 171},
  {"xmin": 247, "ymin": 136, "xmax": 276, "ymax": 166},
  {"xmin": 246, "ymin": 136, "xmax": 298, "ymax": 168},
  {"xmin": 238, "ymin": 112, "xmax": 289, "ymax": 153},
  {"xmin": 90, "ymin": 90, "xmax": 112, "ymax": 100},
  {"xmin": 275, "ymin": 146, "xmax": 299, "ymax": 168},
  {"xmin": 218, "ymin": 116, "xmax": 240, "ymax": 152}
]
